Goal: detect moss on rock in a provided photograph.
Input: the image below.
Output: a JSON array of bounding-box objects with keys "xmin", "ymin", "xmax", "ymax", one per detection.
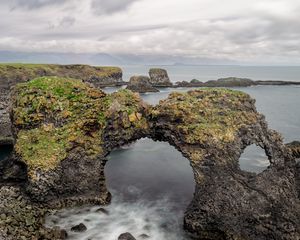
[
  {"xmin": 151, "ymin": 88, "xmax": 258, "ymax": 146},
  {"xmin": 12, "ymin": 77, "xmax": 148, "ymax": 179},
  {"xmin": 0, "ymin": 63, "xmax": 123, "ymax": 90}
]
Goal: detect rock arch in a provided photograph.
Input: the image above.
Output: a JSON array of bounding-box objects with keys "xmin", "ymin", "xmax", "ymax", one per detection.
[{"xmin": 4, "ymin": 77, "xmax": 300, "ymax": 239}]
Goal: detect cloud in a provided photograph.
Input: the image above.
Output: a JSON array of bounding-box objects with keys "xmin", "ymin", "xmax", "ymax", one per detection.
[
  {"xmin": 6, "ymin": 0, "xmax": 66, "ymax": 10},
  {"xmin": 0, "ymin": 0, "xmax": 300, "ymax": 64},
  {"xmin": 91, "ymin": 0, "xmax": 138, "ymax": 15}
]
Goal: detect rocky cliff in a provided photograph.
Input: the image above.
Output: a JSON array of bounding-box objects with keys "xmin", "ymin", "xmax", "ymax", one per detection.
[
  {"xmin": 0, "ymin": 63, "xmax": 123, "ymax": 90},
  {"xmin": 0, "ymin": 64, "xmax": 124, "ymax": 147},
  {"xmin": 1, "ymin": 78, "xmax": 300, "ymax": 240}
]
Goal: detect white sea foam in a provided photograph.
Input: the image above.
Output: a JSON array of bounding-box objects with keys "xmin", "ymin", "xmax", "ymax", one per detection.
[{"xmin": 45, "ymin": 192, "xmax": 190, "ymax": 240}]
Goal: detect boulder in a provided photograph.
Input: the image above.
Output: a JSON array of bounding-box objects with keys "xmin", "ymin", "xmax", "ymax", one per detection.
[
  {"xmin": 71, "ymin": 223, "xmax": 87, "ymax": 232},
  {"xmin": 118, "ymin": 232, "xmax": 136, "ymax": 240},
  {"xmin": 126, "ymin": 76, "xmax": 159, "ymax": 93},
  {"xmin": 148, "ymin": 68, "xmax": 172, "ymax": 87}
]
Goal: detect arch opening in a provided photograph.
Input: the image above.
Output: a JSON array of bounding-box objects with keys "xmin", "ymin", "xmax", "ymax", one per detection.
[
  {"xmin": 239, "ymin": 144, "xmax": 270, "ymax": 173},
  {"xmin": 45, "ymin": 138, "xmax": 195, "ymax": 240}
]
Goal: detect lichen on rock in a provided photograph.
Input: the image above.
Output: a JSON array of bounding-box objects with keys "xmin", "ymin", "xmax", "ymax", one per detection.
[
  {"xmin": 126, "ymin": 75, "xmax": 159, "ymax": 93},
  {"xmin": 148, "ymin": 68, "xmax": 172, "ymax": 87}
]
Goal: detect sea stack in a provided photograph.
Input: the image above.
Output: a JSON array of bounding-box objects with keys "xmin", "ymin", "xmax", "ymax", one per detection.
[
  {"xmin": 126, "ymin": 75, "xmax": 159, "ymax": 93},
  {"xmin": 149, "ymin": 68, "xmax": 173, "ymax": 87}
]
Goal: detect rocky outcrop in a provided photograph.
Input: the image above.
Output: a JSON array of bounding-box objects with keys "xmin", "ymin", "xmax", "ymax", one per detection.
[
  {"xmin": 148, "ymin": 68, "xmax": 173, "ymax": 87},
  {"xmin": 175, "ymin": 77, "xmax": 300, "ymax": 88},
  {"xmin": 0, "ymin": 64, "xmax": 124, "ymax": 146},
  {"xmin": 0, "ymin": 63, "xmax": 124, "ymax": 90},
  {"xmin": 2, "ymin": 78, "xmax": 300, "ymax": 239},
  {"xmin": 7, "ymin": 76, "xmax": 149, "ymax": 206},
  {"xmin": 0, "ymin": 89, "xmax": 13, "ymax": 146},
  {"xmin": 126, "ymin": 76, "xmax": 159, "ymax": 93},
  {"xmin": 149, "ymin": 89, "xmax": 300, "ymax": 239}
]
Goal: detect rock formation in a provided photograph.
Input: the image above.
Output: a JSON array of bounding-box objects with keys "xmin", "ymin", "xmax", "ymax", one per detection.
[
  {"xmin": 0, "ymin": 63, "xmax": 124, "ymax": 147},
  {"xmin": 175, "ymin": 77, "xmax": 300, "ymax": 88},
  {"xmin": 126, "ymin": 76, "xmax": 159, "ymax": 93},
  {"xmin": 148, "ymin": 68, "xmax": 173, "ymax": 87},
  {"xmin": 1, "ymin": 77, "xmax": 300, "ymax": 239},
  {"xmin": 150, "ymin": 90, "xmax": 300, "ymax": 239}
]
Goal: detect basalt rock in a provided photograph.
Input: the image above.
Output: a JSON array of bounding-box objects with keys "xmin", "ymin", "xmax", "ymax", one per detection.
[
  {"xmin": 149, "ymin": 68, "xmax": 173, "ymax": 87},
  {"xmin": 2, "ymin": 78, "xmax": 300, "ymax": 240},
  {"xmin": 286, "ymin": 141, "xmax": 300, "ymax": 158},
  {"xmin": 126, "ymin": 76, "xmax": 159, "ymax": 93},
  {"xmin": 118, "ymin": 232, "xmax": 137, "ymax": 240}
]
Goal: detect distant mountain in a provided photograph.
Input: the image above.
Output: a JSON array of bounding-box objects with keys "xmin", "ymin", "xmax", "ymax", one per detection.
[{"xmin": 0, "ymin": 51, "xmax": 237, "ymax": 66}]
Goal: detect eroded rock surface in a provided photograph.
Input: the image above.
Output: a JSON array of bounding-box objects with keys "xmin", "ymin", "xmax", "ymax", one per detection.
[
  {"xmin": 148, "ymin": 68, "xmax": 173, "ymax": 87},
  {"xmin": 287, "ymin": 141, "xmax": 300, "ymax": 158},
  {"xmin": 1, "ymin": 78, "xmax": 300, "ymax": 240},
  {"xmin": 9, "ymin": 76, "xmax": 149, "ymax": 206},
  {"xmin": 126, "ymin": 76, "xmax": 159, "ymax": 93},
  {"xmin": 150, "ymin": 89, "xmax": 300, "ymax": 239}
]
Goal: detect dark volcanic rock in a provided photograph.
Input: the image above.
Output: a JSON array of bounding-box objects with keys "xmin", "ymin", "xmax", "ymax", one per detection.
[
  {"xmin": 71, "ymin": 223, "xmax": 87, "ymax": 232},
  {"xmin": 95, "ymin": 207, "xmax": 109, "ymax": 215},
  {"xmin": 126, "ymin": 76, "xmax": 159, "ymax": 93},
  {"xmin": 0, "ymin": 185, "xmax": 65, "ymax": 240},
  {"xmin": 150, "ymin": 89, "xmax": 300, "ymax": 239},
  {"xmin": 286, "ymin": 141, "xmax": 300, "ymax": 158},
  {"xmin": 118, "ymin": 232, "xmax": 136, "ymax": 240},
  {"xmin": 148, "ymin": 68, "xmax": 173, "ymax": 87}
]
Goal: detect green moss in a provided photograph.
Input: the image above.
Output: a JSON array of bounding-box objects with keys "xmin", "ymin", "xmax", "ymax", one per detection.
[
  {"xmin": 151, "ymin": 88, "xmax": 258, "ymax": 145},
  {"xmin": 13, "ymin": 77, "xmax": 146, "ymax": 176},
  {"xmin": 13, "ymin": 77, "xmax": 108, "ymax": 175}
]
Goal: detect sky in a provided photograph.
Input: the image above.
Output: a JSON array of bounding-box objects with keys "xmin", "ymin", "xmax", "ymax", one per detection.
[{"xmin": 0, "ymin": 0, "xmax": 300, "ymax": 65}]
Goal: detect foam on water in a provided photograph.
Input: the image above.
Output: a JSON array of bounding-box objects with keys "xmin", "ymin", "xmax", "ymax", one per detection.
[{"xmin": 45, "ymin": 190, "xmax": 191, "ymax": 240}]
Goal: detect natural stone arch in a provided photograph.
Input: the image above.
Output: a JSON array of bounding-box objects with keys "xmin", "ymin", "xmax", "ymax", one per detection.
[{"xmin": 4, "ymin": 77, "xmax": 300, "ymax": 239}]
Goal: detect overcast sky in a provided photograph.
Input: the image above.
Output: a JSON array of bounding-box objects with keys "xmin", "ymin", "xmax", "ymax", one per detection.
[{"xmin": 0, "ymin": 0, "xmax": 300, "ymax": 65}]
